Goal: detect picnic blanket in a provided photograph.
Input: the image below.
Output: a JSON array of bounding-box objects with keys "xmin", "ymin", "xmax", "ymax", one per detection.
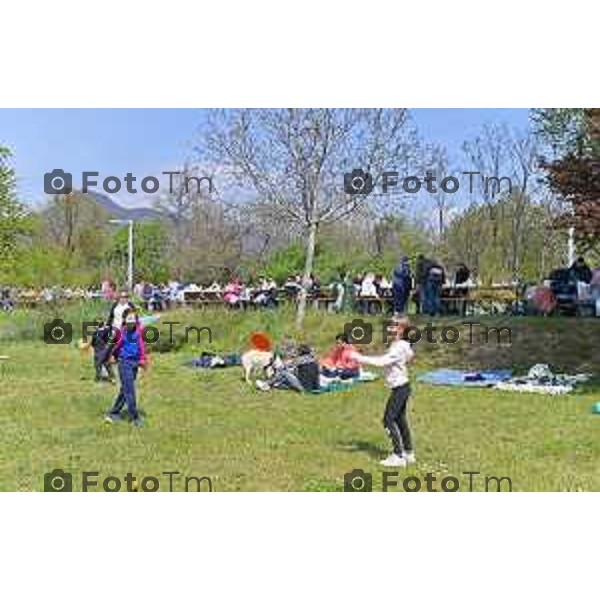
[
  {"xmin": 495, "ymin": 364, "xmax": 591, "ymax": 395},
  {"xmin": 417, "ymin": 368, "xmax": 512, "ymax": 388},
  {"xmin": 418, "ymin": 364, "xmax": 591, "ymax": 395}
]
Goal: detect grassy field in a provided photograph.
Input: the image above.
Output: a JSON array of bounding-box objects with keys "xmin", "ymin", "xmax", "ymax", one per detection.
[{"xmin": 1, "ymin": 305, "xmax": 599, "ymax": 491}]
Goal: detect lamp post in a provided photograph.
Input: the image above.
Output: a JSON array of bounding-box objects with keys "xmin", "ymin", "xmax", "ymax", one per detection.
[
  {"xmin": 109, "ymin": 219, "xmax": 134, "ymax": 292},
  {"xmin": 567, "ymin": 226, "xmax": 575, "ymax": 267}
]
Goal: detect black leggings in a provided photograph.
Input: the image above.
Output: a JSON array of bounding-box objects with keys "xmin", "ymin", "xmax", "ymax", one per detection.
[{"xmin": 383, "ymin": 384, "xmax": 412, "ymax": 455}]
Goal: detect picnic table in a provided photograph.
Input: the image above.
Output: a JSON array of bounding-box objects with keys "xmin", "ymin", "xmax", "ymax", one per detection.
[
  {"xmin": 181, "ymin": 290, "xmax": 223, "ymax": 307},
  {"xmin": 355, "ymin": 293, "xmax": 393, "ymax": 314},
  {"xmin": 441, "ymin": 285, "xmax": 518, "ymax": 316}
]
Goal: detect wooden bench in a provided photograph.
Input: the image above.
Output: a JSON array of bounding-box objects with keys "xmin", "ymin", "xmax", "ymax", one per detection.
[{"xmin": 356, "ymin": 295, "xmax": 393, "ymax": 314}]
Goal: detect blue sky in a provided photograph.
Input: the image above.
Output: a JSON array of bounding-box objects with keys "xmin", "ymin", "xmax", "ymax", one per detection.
[{"xmin": 0, "ymin": 108, "xmax": 531, "ymax": 207}]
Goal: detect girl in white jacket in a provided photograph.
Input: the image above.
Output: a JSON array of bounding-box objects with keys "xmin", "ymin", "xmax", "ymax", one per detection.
[{"xmin": 351, "ymin": 317, "xmax": 415, "ymax": 467}]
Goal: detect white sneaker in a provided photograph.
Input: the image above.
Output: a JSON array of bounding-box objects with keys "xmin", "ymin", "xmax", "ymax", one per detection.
[
  {"xmin": 380, "ymin": 454, "xmax": 407, "ymax": 468},
  {"xmin": 403, "ymin": 452, "xmax": 416, "ymax": 465}
]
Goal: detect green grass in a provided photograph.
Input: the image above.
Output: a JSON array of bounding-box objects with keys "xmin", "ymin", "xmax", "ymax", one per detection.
[{"xmin": 1, "ymin": 306, "xmax": 600, "ymax": 491}]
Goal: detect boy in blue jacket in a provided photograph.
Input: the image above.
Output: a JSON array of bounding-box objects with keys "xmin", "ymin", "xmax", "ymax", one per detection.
[{"xmin": 105, "ymin": 309, "xmax": 147, "ymax": 428}]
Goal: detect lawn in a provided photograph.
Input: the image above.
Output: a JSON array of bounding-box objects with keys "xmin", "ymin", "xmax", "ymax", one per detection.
[{"xmin": 1, "ymin": 306, "xmax": 599, "ymax": 491}]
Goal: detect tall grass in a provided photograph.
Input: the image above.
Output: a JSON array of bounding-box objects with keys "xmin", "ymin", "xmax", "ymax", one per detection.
[{"xmin": 0, "ymin": 300, "xmax": 108, "ymax": 342}]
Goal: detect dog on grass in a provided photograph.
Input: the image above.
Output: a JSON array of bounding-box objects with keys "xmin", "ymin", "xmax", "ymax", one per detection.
[{"xmin": 241, "ymin": 348, "xmax": 274, "ymax": 384}]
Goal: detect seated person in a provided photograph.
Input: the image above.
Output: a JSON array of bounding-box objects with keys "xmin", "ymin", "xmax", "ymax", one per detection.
[
  {"xmin": 288, "ymin": 344, "xmax": 320, "ymax": 392},
  {"xmin": 223, "ymin": 280, "xmax": 242, "ymax": 306},
  {"xmin": 320, "ymin": 333, "xmax": 360, "ymax": 379},
  {"xmin": 254, "ymin": 285, "xmax": 278, "ymax": 308},
  {"xmin": 358, "ymin": 273, "xmax": 379, "ymax": 313},
  {"xmin": 360, "ymin": 273, "xmax": 378, "ymax": 298},
  {"xmin": 205, "ymin": 281, "xmax": 222, "ymax": 294},
  {"xmin": 149, "ymin": 288, "xmax": 164, "ymax": 311},
  {"xmin": 284, "ymin": 275, "xmax": 302, "ymax": 299},
  {"xmin": 239, "ymin": 284, "xmax": 252, "ymax": 308},
  {"xmin": 257, "ymin": 342, "xmax": 320, "ymax": 393}
]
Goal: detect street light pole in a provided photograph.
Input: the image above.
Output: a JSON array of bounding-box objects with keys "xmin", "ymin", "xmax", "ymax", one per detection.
[
  {"xmin": 568, "ymin": 226, "xmax": 575, "ymax": 267},
  {"xmin": 127, "ymin": 219, "xmax": 134, "ymax": 292}
]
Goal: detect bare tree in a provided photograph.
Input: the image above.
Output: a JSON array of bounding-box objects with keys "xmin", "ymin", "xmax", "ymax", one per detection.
[
  {"xmin": 42, "ymin": 192, "xmax": 109, "ymax": 255},
  {"xmin": 155, "ymin": 166, "xmax": 244, "ymax": 281},
  {"xmin": 422, "ymin": 144, "xmax": 452, "ymax": 243},
  {"xmin": 198, "ymin": 108, "xmax": 419, "ymax": 327},
  {"xmin": 462, "ymin": 125, "xmax": 543, "ymax": 281}
]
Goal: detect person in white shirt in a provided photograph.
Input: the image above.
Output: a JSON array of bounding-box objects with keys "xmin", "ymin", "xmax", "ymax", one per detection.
[
  {"xmin": 109, "ymin": 291, "xmax": 135, "ymax": 330},
  {"xmin": 350, "ymin": 317, "xmax": 416, "ymax": 468},
  {"xmin": 359, "ymin": 273, "xmax": 378, "ymax": 297}
]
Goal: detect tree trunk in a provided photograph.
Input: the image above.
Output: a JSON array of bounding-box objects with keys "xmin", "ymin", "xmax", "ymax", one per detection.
[{"xmin": 295, "ymin": 220, "xmax": 318, "ymax": 330}]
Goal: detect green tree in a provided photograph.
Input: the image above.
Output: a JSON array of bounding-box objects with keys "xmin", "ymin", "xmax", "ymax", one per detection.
[
  {"xmin": 0, "ymin": 146, "xmax": 28, "ymax": 273},
  {"xmin": 443, "ymin": 196, "xmax": 564, "ymax": 283},
  {"xmin": 534, "ymin": 108, "xmax": 600, "ymax": 248},
  {"xmin": 108, "ymin": 221, "xmax": 169, "ymax": 284}
]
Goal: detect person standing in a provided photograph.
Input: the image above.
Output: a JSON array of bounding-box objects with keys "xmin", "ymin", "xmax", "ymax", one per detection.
[
  {"xmin": 570, "ymin": 257, "xmax": 593, "ymax": 284},
  {"xmin": 454, "ymin": 263, "xmax": 470, "ymax": 286},
  {"xmin": 424, "ymin": 261, "xmax": 445, "ymax": 316},
  {"xmin": 342, "ymin": 272, "xmax": 355, "ymax": 313},
  {"xmin": 392, "ymin": 256, "xmax": 412, "ymax": 315},
  {"xmin": 105, "ymin": 309, "xmax": 146, "ymax": 427},
  {"xmin": 108, "ymin": 291, "xmax": 136, "ymax": 331},
  {"xmin": 350, "ymin": 318, "xmax": 416, "ymax": 467}
]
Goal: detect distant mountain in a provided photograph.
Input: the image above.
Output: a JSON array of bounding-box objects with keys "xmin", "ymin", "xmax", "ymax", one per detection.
[{"xmin": 84, "ymin": 191, "xmax": 159, "ymax": 221}]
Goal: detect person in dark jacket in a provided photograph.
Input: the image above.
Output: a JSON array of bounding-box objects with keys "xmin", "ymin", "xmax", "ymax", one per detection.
[
  {"xmin": 454, "ymin": 263, "xmax": 470, "ymax": 285},
  {"xmin": 392, "ymin": 257, "xmax": 412, "ymax": 315},
  {"xmin": 423, "ymin": 261, "xmax": 445, "ymax": 316},
  {"xmin": 570, "ymin": 257, "xmax": 593, "ymax": 284},
  {"xmin": 91, "ymin": 317, "xmax": 115, "ymax": 383}
]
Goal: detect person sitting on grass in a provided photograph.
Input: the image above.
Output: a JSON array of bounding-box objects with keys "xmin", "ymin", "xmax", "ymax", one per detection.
[
  {"xmin": 258, "ymin": 343, "xmax": 319, "ymax": 393},
  {"xmin": 105, "ymin": 309, "xmax": 146, "ymax": 428},
  {"xmin": 349, "ymin": 317, "xmax": 415, "ymax": 468},
  {"xmin": 320, "ymin": 333, "xmax": 360, "ymax": 380},
  {"xmin": 91, "ymin": 316, "xmax": 115, "ymax": 383}
]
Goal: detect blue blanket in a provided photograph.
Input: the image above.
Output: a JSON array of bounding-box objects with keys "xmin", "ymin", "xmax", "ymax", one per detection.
[{"xmin": 417, "ymin": 368, "xmax": 512, "ymax": 388}]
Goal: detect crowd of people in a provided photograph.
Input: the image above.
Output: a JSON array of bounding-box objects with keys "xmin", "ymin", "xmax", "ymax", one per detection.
[
  {"xmin": 119, "ymin": 254, "xmax": 471, "ymax": 317},
  {"xmin": 2, "ymin": 257, "xmax": 461, "ymax": 316},
  {"xmin": 4, "ymin": 254, "xmax": 599, "ymax": 318}
]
